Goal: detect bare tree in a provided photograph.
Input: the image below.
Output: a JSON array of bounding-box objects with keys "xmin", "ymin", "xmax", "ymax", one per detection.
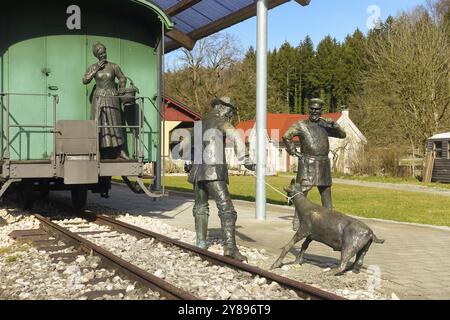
[
  {"xmin": 352, "ymin": 8, "xmax": 450, "ymax": 152},
  {"xmin": 165, "ymin": 33, "xmax": 243, "ymax": 114},
  {"xmin": 427, "ymin": 0, "xmax": 450, "ymax": 21}
]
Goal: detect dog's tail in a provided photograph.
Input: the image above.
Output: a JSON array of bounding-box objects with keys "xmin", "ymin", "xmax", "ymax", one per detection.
[{"xmin": 372, "ymin": 234, "xmax": 385, "ymax": 244}]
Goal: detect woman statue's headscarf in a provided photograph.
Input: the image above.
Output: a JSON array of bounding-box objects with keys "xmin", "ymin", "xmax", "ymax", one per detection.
[{"xmin": 92, "ymin": 42, "xmax": 106, "ymax": 59}]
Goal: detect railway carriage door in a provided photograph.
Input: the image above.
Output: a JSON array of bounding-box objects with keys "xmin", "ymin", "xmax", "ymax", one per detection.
[
  {"xmin": 6, "ymin": 38, "xmax": 47, "ymax": 160},
  {"xmin": 45, "ymin": 35, "xmax": 88, "ymax": 161}
]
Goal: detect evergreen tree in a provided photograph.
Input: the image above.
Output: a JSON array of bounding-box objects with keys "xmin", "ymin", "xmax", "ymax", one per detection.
[
  {"xmin": 341, "ymin": 29, "xmax": 367, "ymax": 102},
  {"xmin": 295, "ymin": 36, "xmax": 316, "ymax": 114},
  {"xmin": 311, "ymin": 36, "xmax": 344, "ymax": 113}
]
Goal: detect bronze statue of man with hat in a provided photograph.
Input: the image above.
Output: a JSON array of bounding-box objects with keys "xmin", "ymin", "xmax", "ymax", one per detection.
[
  {"xmin": 283, "ymin": 98, "xmax": 347, "ymax": 230},
  {"xmin": 188, "ymin": 97, "xmax": 250, "ymax": 261}
]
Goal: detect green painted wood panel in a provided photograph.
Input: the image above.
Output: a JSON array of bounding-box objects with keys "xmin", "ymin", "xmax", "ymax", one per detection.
[
  {"xmin": 120, "ymin": 39, "xmax": 159, "ymax": 162},
  {"xmin": 46, "ymin": 36, "xmax": 87, "ymax": 121},
  {"xmin": 2, "ymin": 36, "xmax": 159, "ymax": 162},
  {"xmin": 7, "ymin": 38, "xmax": 48, "ymax": 160}
]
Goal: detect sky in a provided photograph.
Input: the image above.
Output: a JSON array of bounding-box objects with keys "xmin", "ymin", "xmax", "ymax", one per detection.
[{"xmin": 166, "ymin": 0, "xmax": 426, "ymax": 64}]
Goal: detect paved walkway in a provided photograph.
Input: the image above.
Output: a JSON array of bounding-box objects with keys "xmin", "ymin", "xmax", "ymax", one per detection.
[{"xmin": 84, "ymin": 184, "xmax": 450, "ymax": 300}]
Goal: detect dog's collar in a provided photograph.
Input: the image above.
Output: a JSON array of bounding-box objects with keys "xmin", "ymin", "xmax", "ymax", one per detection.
[{"xmin": 288, "ymin": 191, "xmax": 303, "ymax": 205}]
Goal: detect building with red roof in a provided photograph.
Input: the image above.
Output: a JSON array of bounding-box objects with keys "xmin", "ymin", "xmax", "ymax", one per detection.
[
  {"xmin": 162, "ymin": 96, "xmax": 202, "ymax": 172},
  {"xmin": 230, "ymin": 110, "xmax": 367, "ymax": 174}
]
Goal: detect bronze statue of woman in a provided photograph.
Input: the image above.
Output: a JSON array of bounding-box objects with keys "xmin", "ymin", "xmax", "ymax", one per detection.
[{"xmin": 83, "ymin": 42, "xmax": 129, "ymax": 159}]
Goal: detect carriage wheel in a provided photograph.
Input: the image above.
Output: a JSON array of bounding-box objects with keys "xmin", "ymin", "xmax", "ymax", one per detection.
[
  {"xmin": 20, "ymin": 181, "xmax": 34, "ymax": 210},
  {"xmin": 71, "ymin": 187, "xmax": 88, "ymax": 210}
]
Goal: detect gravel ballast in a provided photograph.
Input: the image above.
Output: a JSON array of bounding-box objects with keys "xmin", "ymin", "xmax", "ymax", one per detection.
[{"xmin": 1, "ymin": 203, "xmax": 401, "ymax": 300}]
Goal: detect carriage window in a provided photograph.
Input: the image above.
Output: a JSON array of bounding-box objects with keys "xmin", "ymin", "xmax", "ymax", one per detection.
[{"xmin": 434, "ymin": 141, "xmax": 443, "ymax": 159}]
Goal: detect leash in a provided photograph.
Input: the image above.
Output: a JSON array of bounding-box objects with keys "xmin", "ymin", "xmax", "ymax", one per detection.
[{"xmin": 249, "ymin": 172, "xmax": 299, "ymax": 205}]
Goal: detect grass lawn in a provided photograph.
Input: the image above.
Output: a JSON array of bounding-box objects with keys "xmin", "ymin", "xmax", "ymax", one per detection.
[
  {"xmin": 153, "ymin": 175, "xmax": 450, "ymax": 227},
  {"xmin": 331, "ymin": 173, "xmax": 450, "ymax": 190}
]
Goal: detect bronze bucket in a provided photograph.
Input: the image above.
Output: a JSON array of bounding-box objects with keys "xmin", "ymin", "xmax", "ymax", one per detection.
[{"xmin": 120, "ymin": 77, "xmax": 140, "ymax": 107}]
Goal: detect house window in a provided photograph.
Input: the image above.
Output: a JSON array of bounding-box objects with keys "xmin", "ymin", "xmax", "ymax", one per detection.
[
  {"xmin": 279, "ymin": 149, "xmax": 283, "ymax": 157},
  {"xmin": 448, "ymin": 141, "xmax": 450, "ymax": 159},
  {"xmin": 434, "ymin": 141, "xmax": 443, "ymax": 159}
]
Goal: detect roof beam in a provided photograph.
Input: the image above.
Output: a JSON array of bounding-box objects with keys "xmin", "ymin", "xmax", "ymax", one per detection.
[
  {"xmin": 165, "ymin": 28, "xmax": 196, "ymax": 51},
  {"xmin": 165, "ymin": 0, "xmax": 201, "ymax": 16},
  {"xmin": 165, "ymin": 0, "xmax": 291, "ymax": 52},
  {"xmin": 294, "ymin": 0, "xmax": 311, "ymax": 6}
]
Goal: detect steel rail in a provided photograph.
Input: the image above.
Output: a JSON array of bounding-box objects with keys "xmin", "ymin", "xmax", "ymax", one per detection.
[
  {"xmin": 35, "ymin": 214, "xmax": 200, "ymax": 300},
  {"xmin": 95, "ymin": 215, "xmax": 345, "ymax": 300}
]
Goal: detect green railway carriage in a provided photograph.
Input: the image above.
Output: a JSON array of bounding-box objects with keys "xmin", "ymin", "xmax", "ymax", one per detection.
[{"xmin": 0, "ymin": 0, "xmax": 173, "ymax": 207}]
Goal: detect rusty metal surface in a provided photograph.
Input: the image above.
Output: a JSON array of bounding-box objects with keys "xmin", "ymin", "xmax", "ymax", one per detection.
[
  {"xmin": 96, "ymin": 215, "xmax": 345, "ymax": 301},
  {"xmin": 49, "ymin": 252, "xmax": 81, "ymax": 261},
  {"xmin": 33, "ymin": 239, "xmax": 58, "ymax": 246},
  {"xmin": 74, "ymin": 230, "xmax": 112, "ymax": 236},
  {"xmin": 35, "ymin": 215, "xmax": 200, "ymax": 300},
  {"xmin": 9, "ymin": 229, "xmax": 49, "ymax": 241},
  {"xmin": 37, "ymin": 245, "xmax": 71, "ymax": 252}
]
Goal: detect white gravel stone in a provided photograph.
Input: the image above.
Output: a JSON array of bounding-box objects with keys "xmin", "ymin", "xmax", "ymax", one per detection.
[
  {"xmin": 1, "ymin": 203, "xmax": 396, "ymax": 300},
  {"xmin": 392, "ymin": 293, "xmax": 400, "ymax": 300},
  {"xmin": 75, "ymin": 256, "xmax": 86, "ymax": 264},
  {"xmin": 153, "ymin": 269, "xmax": 165, "ymax": 279},
  {"xmin": 0, "ymin": 207, "xmax": 161, "ymax": 300}
]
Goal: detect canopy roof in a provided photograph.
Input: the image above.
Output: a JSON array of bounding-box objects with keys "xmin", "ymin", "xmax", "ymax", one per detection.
[{"xmin": 150, "ymin": 0, "xmax": 311, "ymax": 52}]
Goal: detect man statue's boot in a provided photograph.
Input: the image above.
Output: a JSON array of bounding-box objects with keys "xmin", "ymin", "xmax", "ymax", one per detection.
[
  {"xmin": 220, "ymin": 214, "xmax": 247, "ymax": 262},
  {"xmin": 194, "ymin": 213, "xmax": 209, "ymax": 249}
]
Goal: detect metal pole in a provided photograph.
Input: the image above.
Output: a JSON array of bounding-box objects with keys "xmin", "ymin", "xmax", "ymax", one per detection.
[
  {"xmin": 0, "ymin": 94, "xmax": 3, "ymax": 160},
  {"xmin": 153, "ymin": 21, "xmax": 164, "ymax": 192},
  {"xmin": 161, "ymin": 24, "xmax": 166, "ymax": 196},
  {"xmin": 139, "ymin": 97, "xmax": 144, "ymax": 164},
  {"xmin": 5, "ymin": 94, "xmax": 10, "ymax": 160},
  {"xmin": 256, "ymin": 0, "xmax": 268, "ymax": 220},
  {"xmin": 52, "ymin": 95, "xmax": 57, "ymax": 169}
]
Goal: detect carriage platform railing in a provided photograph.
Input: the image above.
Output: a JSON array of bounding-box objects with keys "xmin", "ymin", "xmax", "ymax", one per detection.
[
  {"xmin": 0, "ymin": 92, "xmax": 59, "ymax": 167},
  {"xmin": 0, "ymin": 92, "xmax": 152, "ymax": 169},
  {"xmin": 93, "ymin": 95, "xmax": 152, "ymax": 166}
]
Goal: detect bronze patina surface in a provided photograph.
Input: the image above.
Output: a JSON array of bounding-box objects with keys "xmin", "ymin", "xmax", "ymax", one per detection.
[
  {"xmin": 83, "ymin": 43, "xmax": 128, "ymax": 160},
  {"xmin": 283, "ymin": 98, "xmax": 346, "ymax": 230},
  {"xmin": 188, "ymin": 97, "xmax": 248, "ymax": 261}
]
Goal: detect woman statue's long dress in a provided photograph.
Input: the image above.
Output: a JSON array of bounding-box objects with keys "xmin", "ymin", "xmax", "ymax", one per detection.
[{"xmin": 83, "ymin": 43, "xmax": 129, "ymax": 159}]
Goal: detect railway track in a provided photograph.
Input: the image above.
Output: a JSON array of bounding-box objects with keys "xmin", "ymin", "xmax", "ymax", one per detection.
[{"xmin": 9, "ymin": 200, "xmax": 345, "ymax": 300}]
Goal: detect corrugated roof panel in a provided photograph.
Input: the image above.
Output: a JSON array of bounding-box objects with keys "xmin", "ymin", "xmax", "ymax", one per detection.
[
  {"xmin": 155, "ymin": 0, "xmax": 178, "ymax": 9},
  {"xmin": 151, "ymin": 0, "xmax": 296, "ymax": 52},
  {"xmin": 192, "ymin": 0, "xmax": 235, "ymax": 21},
  {"xmin": 171, "ymin": 0, "xmax": 253, "ymax": 34},
  {"xmin": 217, "ymin": 0, "xmax": 254, "ymax": 11},
  {"xmin": 171, "ymin": 16, "xmax": 197, "ymax": 33},
  {"xmin": 174, "ymin": 10, "xmax": 214, "ymax": 32}
]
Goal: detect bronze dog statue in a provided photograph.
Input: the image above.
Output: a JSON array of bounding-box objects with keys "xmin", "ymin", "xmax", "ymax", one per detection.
[{"xmin": 271, "ymin": 180, "xmax": 384, "ymax": 275}]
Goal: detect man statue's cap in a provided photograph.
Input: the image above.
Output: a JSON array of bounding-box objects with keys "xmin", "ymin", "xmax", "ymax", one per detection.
[
  {"xmin": 310, "ymin": 98, "xmax": 324, "ymax": 109},
  {"xmin": 211, "ymin": 96, "xmax": 237, "ymax": 109}
]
